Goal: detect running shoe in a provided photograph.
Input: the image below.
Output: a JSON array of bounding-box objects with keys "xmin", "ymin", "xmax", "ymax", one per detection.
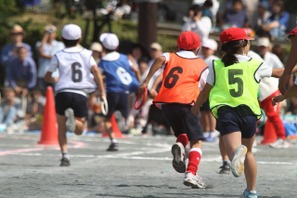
[
  {"xmin": 65, "ymin": 108, "xmax": 75, "ymax": 132},
  {"xmin": 231, "ymin": 145, "xmax": 247, "ymax": 177},
  {"xmin": 240, "ymin": 189, "xmax": 258, "ymax": 198},
  {"xmin": 171, "ymin": 142, "xmax": 186, "ymax": 173},
  {"xmin": 60, "ymin": 158, "xmax": 70, "ymax": 167},
  {"xmin": 106, "ymin": 143, "xmax": 119, "ymax": 151},
  {"xmin": 183, "ymin": 172, "xmax": 206, "ymax": 189},
  {"xmin": 219, "ymin": 161, "xmax": 230, "ymax": 174},
  {"xmin": 269, "ymin": 139, "xmax": 290, "ymax": 149}
]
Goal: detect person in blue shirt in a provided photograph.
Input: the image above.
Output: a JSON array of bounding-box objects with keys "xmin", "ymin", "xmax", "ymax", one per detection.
[
  {"xmin": 7, "ymin": 46, "xmax": 37, "ymax": 96},
  {"xmin": 261, "ymin": 0, "xmax": 290, "ymax": 40},
  {"xmin": 99, "ymin": 32, "xmax": 140, "ymax": 151},
  {"xmin": 1, "ymin": 25, "xmax": 33, "ymax": 84}
]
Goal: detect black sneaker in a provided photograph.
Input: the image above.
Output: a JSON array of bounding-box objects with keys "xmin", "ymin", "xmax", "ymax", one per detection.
[
  {"xmin": 219, "ymin": 161, "xmax": 230, "ymax": 174},
  {"xmin": 106, "ymin": 143, "xmax": 119, "ymax": 151},
  {"xmin": 60, "ymin": 158, "xmax": 70, "ymax": 167}
]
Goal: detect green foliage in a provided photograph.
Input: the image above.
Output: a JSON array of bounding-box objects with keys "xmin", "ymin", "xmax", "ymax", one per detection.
[{"xmin": 0, "ymin": 0, "xmax": 17, "ymax": 18}]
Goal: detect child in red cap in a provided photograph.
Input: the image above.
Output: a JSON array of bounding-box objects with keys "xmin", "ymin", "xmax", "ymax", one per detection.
[
  {"xmin": 139, "ymin": 31, "xmax": 208, "ymax": 188},
  {"xmin": 192, "ymin": 27, "xmax": 286, "ymax": 197}
]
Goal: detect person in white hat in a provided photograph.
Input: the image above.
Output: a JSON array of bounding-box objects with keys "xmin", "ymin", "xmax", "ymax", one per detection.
[
  {"xmin": 90, "ymin": 42, "xmax": 103, "ymax": 64},
  {"xmin": 99, "ymin": 32, "xmax": 140, "ymax": 151},
  {"xmin": 44, "ymin": 24, "xmax": 106, "ymax": 166}
]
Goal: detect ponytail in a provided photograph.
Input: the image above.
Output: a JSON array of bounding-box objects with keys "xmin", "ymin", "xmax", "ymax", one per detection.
[{"xmin": 221, "ymin": 40, "xmax": 248, "ymax": 67}]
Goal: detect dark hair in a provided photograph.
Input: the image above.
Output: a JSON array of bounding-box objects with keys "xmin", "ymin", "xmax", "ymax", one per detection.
[
  {"xmin": 221, "ymin": 40, "xmax": 248, "ymax": 66},
  {"xmin": 188, "ymin": 4, "xmax": 202, "ymax": 16},
  {"xmin": 62, "ymin": 38, "xmax": 80, "ymax": 47}
]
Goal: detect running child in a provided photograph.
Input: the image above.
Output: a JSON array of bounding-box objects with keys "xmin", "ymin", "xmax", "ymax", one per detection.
[
  {"xmin": 139, "ymin": 31, "xmax": 208, "ymax": 188},
  {"xmin": 44, "ymin": 24, "xmax": 105, "ymax": 166},
  {"xmin": 99, "ymin": 32, "xmax": 140, "ymax": 151},
  {"xmin": 191, "ymin": 27, "xmax": 285, "ymax": 197}
]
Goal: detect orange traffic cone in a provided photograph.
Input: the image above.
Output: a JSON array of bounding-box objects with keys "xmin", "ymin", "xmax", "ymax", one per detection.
[
  {"xmin": 260, "ymin": 119, "xmax": 278, "ymax": 145},
  {"xmin": 102, "ymin": 114, "xmax": 124, "ymax": 138},
  {"xmin": 38, "ymin": 87, "xmax": 59, "ymax": 145}
]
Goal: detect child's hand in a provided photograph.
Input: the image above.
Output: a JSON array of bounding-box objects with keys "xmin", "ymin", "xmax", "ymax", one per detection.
[
  {"xmin": 191, "ymin": 104, "xmax": 200, "ymax": 115},
  {"xmin": 272, "ymin": 95, "xmax": 285, "ymax": 106}
]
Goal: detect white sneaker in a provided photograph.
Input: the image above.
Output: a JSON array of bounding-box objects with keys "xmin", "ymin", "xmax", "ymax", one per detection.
[
  {"xmin": 231, "ymin": 145, "xmax": 247, "ymax": 178},
  {"xmin": 171, "ymin": 142, "xmax": 186, "ymax": 173},
  {"xmin": 65, "ymin": 108, "xmax": 75, "ymax": 132},
  {"xmin": 269, "ymin": 139, "xmax": 290, "ymax": 149},
  {"xmin": 183, "ymin": 172, "xmax": 206, "ymax": 189}
]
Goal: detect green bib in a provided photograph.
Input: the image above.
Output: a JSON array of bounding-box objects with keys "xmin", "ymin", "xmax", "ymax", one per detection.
[{"xmin": 210, "ymin": 58, "xmax": 262, "ymax": 119}]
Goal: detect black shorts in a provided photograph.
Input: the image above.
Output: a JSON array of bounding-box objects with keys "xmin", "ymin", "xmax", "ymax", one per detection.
[
  {"xmin": 200, "ymin": 98, "xmax": 210, "ymax": 112},
  {"xmin": 216, "ymin": 106, "xmax": 257, "ymax": 138},
  {"xmin": 161, "ymin": 103, "xmax": 203, "ymax": 141},
  {"xmin": 55, "ymin": 92, "xmax": 88, "ymax": 118},
  {"xmin": 106, "ymin": 92, "xmax": 129, "ymax": 119}
]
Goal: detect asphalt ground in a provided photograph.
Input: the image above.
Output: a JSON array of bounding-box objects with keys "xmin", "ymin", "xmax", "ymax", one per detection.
[{"xmin": 0, "ymin": 132, "xmax": 296, "ymax": 198}]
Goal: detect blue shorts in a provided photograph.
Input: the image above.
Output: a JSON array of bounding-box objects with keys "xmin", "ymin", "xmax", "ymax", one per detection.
[
  {"xmin": 55, "ymin": 92, "xmax": 88, "ymax": 118},
  {"xmin": 106, "ymin": 92, "xmax": 129, "ymax": 119},
  {"xmin": 216, "ymin": 106, "xmax": 257, "ymax": 138},
  {"xmin": 161, "ymin": 103, "xmax": 203, "ymax": 141}
]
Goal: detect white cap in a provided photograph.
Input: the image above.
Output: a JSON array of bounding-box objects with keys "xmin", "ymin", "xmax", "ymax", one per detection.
[
  {"xmin": 257, "ymin": 37, "xmax": 271, "ymax": 47},
  {"xmin": 100, "ymin": 33, "xmax": 119, "ymax": 50},
  {"xmin": 202, "ymin": 38, "xmax": 218, "ymax": 51},
  {"xmin": 150, "ymin": 42, "xmax": 162, "ymax": 51},
  {"xmin": 62, "ymin": 24, "xmax": 81, "ymax": 40},
  {"xmin": 90, "ymin": 42, "xmax": 102, "ymax": 52}
]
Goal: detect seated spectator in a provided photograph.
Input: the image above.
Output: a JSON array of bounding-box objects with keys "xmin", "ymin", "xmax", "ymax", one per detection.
[
  {"xmin": 1, "ymin": 24, "xmax": 33, "ymax": 83},
  {"xmin": 25, "ymin": 88, "xmax": 45, "ymax": 131},
  {"xmin": 220, "ymin": 0, "xmax": 249, "ymax": 29},
  {"xmin": 7, "ymin": 46, "xmax": 37, "ymax": 96},
  {"xmin": 0, "ymin": 87, "xmax": 23, "ymax": 132},
  {"xmin": 252, "ymin": 1, "xmax": 271, "ymax": 34},
  {"xmin": 261, "ymin": 0, "xmax": 290, "ymax": 40}
]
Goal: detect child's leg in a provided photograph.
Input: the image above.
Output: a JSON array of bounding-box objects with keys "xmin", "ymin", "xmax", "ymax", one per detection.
[
  {"xmin": 57, "ymin": 113, "xmax": 71, "ymax": 167},
  {"xmin": 242, "ymin": 136, "xmax": 257, "ymax": 191},
  {"xmin": 57, "ymin": 114, "xmax": 68, "ymax": 155},
  {"xmin": 187, "ymin": 139, "xmax": 203, "ymax": 175},
  {"xmin": 74, "ymin": 117, "xmax": 86, "ymax": 135},
  {"xmin": 223, "ymin": 131, "xmax": 247, "ymax": 177}
]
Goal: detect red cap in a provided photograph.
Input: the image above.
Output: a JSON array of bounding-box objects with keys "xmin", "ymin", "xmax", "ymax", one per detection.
[
  {"xmin": 287, "ymin": 27, "xmax": 297, "ymax": 36},
  {"xmin": 177, "ymin": 31, "xmax": 201, "ymax": 50},
  {"xmin": 220, "ymin": 28, "xmax": 254, "ymax": 44}
]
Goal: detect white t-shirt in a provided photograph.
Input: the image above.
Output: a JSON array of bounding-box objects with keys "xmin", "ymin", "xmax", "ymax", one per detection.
[
  {"xmin": 182, "ymin": 16, "xmax": 212, "ymax": 41},
  {"xmin": 206, "ymin": 53, "xmax": 272, "ymax": 86},
  {"xmin": 48, "ymin": 46, "xmax": 97, "ymax": 96}
]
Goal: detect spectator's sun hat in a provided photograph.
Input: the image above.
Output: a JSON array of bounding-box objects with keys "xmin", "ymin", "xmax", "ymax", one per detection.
[
  {"xmin": 150, "ymin": 42, "xmax": 162, "ymax": 51},
  {"xmin": 100, "ymin": 33, "xmax": 119, "ymax": 50},
  {"xmin": 202, "ymin": 38, "xmax": 218, "ymax": 51},
  {"xmin": 256, "ymin": 37, "xmax": 271, "ymax": 47},
  {"xmin": 220, "ymin": 28, "xmax": 254, "ymax": 44},
  {"xmin": 10, "ymin": 24, "xmax": 24, "ymax": 34},
  {"xmin": 45, "ymin": 24, "xmax": 57, "ymax": 33},
  {"xmin": 90, "ymin": 42, "xmax": 103, "ymax": 52},
  {"xmin": 62, "ymin": 24, "xmax": 81, "ymax": 40},
  {"xmin": 177, "ymin": 31, "xmax": 201, "ymax": 50}
]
